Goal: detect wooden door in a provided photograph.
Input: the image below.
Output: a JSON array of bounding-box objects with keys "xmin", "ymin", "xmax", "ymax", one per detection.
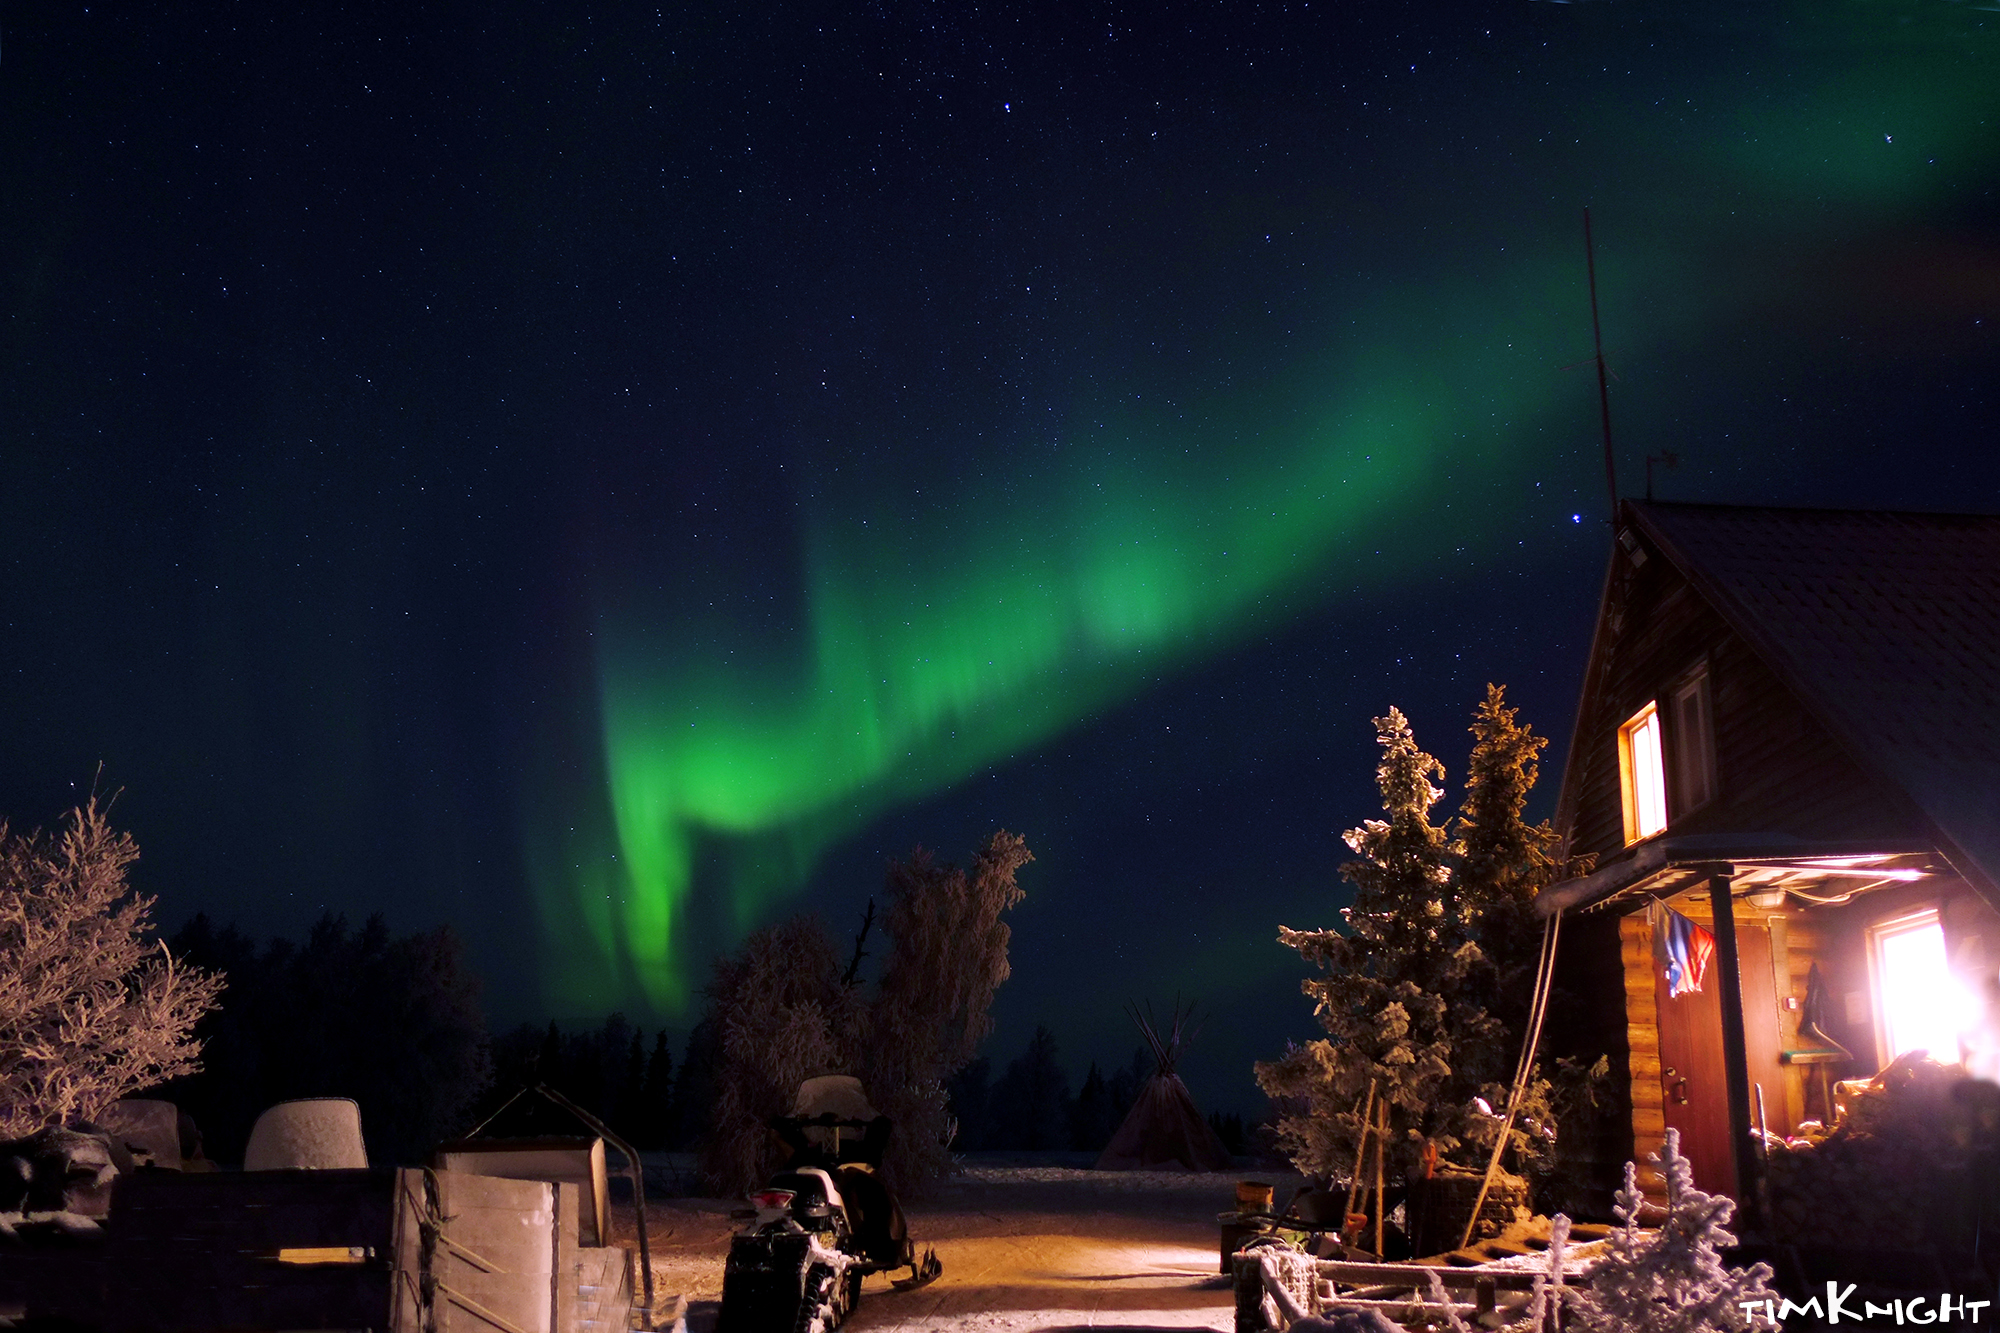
[
  {"xmin": 1655, "ymin": 937, "xmax": 1734, "ymax": 1197},
  {"xmin": 1654, "ymin": 919, "xmax": 1785, "ymax": 1201}
]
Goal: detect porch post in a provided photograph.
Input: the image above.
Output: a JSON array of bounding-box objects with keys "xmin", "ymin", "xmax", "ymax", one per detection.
[{"xmin": 1706, "ymin": 866, "xmax": 1763, "ymax": 1231}]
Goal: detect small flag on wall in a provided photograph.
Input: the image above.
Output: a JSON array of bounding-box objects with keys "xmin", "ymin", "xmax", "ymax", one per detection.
[{"xmin": 1654, "ymin": 901, "xmax": 1716, "ymax": 997}]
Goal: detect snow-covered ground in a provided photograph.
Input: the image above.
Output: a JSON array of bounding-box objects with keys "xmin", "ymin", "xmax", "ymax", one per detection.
[{"xmin": 619, "ymin": 1160, "xmax": 1308, "ymax": 1332}]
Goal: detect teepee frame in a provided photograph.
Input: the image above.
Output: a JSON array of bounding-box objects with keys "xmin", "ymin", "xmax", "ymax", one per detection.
[
  {"xmin": 1095, "ymin": 995, "xmax": 1233, "ymax": 1172},
  {"xmin": 1127, "ymin": 995, "xmax": 1205, "ymax": 1078}
]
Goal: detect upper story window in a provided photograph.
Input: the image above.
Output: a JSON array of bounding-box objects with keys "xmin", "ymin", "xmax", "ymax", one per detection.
[
  {"xmin": 1668, "ymin": 667, "xmax": 1717, "ymax": 816},
  {"xmin": 1617, "ymin": 664, "xmax": 1718, "ymax": 845},
  {"xmin": 1619, "ymin": 702, "xmax": 1668, "ymax": 844}
]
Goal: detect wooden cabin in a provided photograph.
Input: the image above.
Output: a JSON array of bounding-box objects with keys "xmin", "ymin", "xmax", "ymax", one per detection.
[{"xmin": 1538, "ymin": 500, "xmax": 2000, "ymax": 1223}]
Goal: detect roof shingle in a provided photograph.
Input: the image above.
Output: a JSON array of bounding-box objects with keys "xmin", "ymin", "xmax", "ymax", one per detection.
[{"xmin": 1631, "ymin": 501, "xmax": 2000, "ymax": 897}]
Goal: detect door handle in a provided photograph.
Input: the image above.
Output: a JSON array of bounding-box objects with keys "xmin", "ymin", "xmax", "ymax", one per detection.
[{"xmin": 1664, "ymin": 1065, "xmax": 1690, "ymax": 1105}]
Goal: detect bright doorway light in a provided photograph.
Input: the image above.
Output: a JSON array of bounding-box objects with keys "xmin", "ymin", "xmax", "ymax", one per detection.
[{"xmin": 1872, "ymin": 911, "xmax": 1974, "ymax": 1063}]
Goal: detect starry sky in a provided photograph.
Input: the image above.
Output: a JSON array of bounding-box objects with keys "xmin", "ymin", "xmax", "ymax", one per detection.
[{"xmin": 6, "ymin": 0, "xmax": 2000, "ymax": 1116}]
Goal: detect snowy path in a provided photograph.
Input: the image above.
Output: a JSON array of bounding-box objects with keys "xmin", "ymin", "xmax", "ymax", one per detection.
[{"xmin": 619, "ymin": 1163, "xmax": 1305, "ymax": 1332}]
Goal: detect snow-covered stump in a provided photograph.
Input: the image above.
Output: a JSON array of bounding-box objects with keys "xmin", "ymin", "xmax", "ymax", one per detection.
[{"xmin": 1234, "ymin": 1244, "xmax": 1318, "ymax": 1330}]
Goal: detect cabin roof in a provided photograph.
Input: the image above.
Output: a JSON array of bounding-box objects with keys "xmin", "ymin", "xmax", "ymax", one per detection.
[{"xmin": 1600, "ymin": 500, "xmax": 2000, "ymax": 900}]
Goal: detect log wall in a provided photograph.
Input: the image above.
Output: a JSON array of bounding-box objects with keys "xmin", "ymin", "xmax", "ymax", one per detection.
[
  {"xmin": 1618, "ymin": 912, "xmax": 1667, "ymax": 1205},
  {"xmin": 1565, "ymin": 535, "xmax": 1927, "ymax": 866}
]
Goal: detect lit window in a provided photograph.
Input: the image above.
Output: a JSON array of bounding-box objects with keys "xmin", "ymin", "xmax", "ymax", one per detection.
[
  {"xmin": 1870, "ymin": 910, "xmax": 1974, "ymax": 1064},
  {"xmin": 1668, "ymin": 668, "xmax": 1716, "ymax": 815},
  {"xmin": 1619, "ymin": 702, "xmax": 1668, "ymax": 844}
]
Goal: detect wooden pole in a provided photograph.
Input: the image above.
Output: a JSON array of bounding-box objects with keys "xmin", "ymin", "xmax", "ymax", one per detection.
[
  {"xmin": 1461, "ymin": 912, "xmax": 1563, "ymax": 1250},
  {"xmin": 1344, "ymin": 1079, "xmax": 1378, "ymax": 1220},
  {"xmin": 1585, "ymin": 206, "xmax": 1617, "ymax": 517},
  {"xmin": 1374, "ymin": 1098, "xmax": 1388, "ymax": 1258},
  {"xmin": 1708, "ymin": 869, "xmax": 1763, "ymax": 1234}
]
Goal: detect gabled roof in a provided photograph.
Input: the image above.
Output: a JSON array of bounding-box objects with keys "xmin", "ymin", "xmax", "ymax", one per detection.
[{"xmin": 1618, "ymin": 500, "xmax": 2000, "ymax": 900}]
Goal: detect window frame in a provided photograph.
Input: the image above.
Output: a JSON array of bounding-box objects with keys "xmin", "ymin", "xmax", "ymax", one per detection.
[
  {"xmin": 1667, "ymin": 663, "xmax": 1718, "ymax": 818},
  {"xmin": 1865, "ymin": 905, "xmax": 1957, "ymax": 1067},
  {"xmin": 1618, "ymin": 700, "xmax": 1669, "ymax": 846}
]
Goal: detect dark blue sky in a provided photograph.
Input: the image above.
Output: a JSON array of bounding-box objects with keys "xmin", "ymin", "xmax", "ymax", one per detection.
[{"xmin": 6, "ymin": 0, "xmax": 1999, "ymax": 1113}]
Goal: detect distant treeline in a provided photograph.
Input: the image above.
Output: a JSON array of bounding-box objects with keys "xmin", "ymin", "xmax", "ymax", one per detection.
[
  {"xmin": 480, "ymin": 1015, "xmax": 711, "ymax": 1152},
  {"xmin": 162, "ymin": 913, "xmax": 489, "ymax": 1166},
  {"xmin": 947, "ymin": 1023, "xmax": 1247, "ymax": 1156},
  {"xmin": 158, "ymin": 914, "xmax": 1245, "ymax": 1165},
  {"xmin": 161, "ymin": 913, "xmax": 711, "ymax": 1165}
]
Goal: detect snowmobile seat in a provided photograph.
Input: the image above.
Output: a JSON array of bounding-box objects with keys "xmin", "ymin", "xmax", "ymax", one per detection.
[{"xmin": 767, "ymin": 1167, "xmax": 843, "ymax": 1220}]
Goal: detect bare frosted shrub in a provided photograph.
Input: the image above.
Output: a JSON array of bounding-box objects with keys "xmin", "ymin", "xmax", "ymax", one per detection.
[
  {"xmin": 863, "ymin": 830, "xmax": 1031, "ymax": 1192},
  {"xmin": 696, "ymin": 915, "xmax": 859, "ymax": 1193},
  {"xmin": 1568, "ymin": 1129, "xmax": 1777, "ymax": 1333},
  {"xmin": 0, "ymin": 800, "xmax": 224, "ymax": 1135},
  {"xmin": 697, "ymin": 831, "xmax": 1031, "ymax": 1198}
]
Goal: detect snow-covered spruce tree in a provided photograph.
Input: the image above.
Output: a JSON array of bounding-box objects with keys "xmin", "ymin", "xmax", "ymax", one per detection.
[
  {"xmin": 1454, "ymin": 685, "xmax": 1560, "ymax": 1005},
  {"xmin": 1568, "ymin": 1128, "xmax": 1777, "ymax": 1333},
  {"xmin": 0, "ymin": 800, "xmax": 225, "ymax": 1135},
  {"xmin": 1256, "ymin": 708, "xmax": 1497, "ymax": 1183},
  {"xmin": 1258, "ymin": 689, "xmax": 1603, "ymax": 1198},
  {"xmin": 1434, "ymin": 685, "xmax": 1605, "ymax": 1188}
]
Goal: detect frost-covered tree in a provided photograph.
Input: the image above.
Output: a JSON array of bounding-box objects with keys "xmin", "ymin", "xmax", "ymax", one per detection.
[
  {"xmin": 1256, "ymin": 708, "xmax": 1493, "ymax": 1182},
  {"xmin": 0, "ymin": 800, "xmax": 224, "ymax": 1135},
  {"xmin": 697, "ymin": 830, "xmax": 1031, "ymax": 1195},
  {"xmin": 1437, "ymin": 686, "xmax": 1602, "ymax": 1186},
  {"xmin": 697, "ymin": 915, "xmax": 860, "ymax": 1193},
  {"xmin": 1257, "ymin": 689, "xmax": 1599, "ymax": 1191},
  {"xmin": 1568, "ymin": 1129, "xmax": 1777, "ymax": 1333},
  {"xmin": 1455, "ymin": 684, "xmax": 1561, "ymax": 975},
  {"xmin": 862, "ymin": 829, "xmax": 1032, "ymax": 1188}
]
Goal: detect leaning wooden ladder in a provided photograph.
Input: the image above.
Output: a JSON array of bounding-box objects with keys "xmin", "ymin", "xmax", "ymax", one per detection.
[{"xmin": 1231, "ymin": 1227, "xmax": 1599, "ymax": 1333}]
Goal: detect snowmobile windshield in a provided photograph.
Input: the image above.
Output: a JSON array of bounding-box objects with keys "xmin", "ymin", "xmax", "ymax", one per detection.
[{"xmin": 791, "ymin": 1075, "xmax": 879, "ymax": 1122}]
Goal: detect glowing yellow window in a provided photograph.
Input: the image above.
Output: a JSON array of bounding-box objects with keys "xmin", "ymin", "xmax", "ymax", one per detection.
[
  {"xmin": 1618, "ymin": 701, "xmax": 1668, "ymax": 844},
  {"xmin": 1870, "ymin": 909, "xmax": 1973, "ymax": 1064}
]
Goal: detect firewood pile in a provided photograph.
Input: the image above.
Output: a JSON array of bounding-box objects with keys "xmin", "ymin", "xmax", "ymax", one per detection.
[{"xmin": 1764, "ymin": 1054, "xmax": 2000, "ymax": 1249}]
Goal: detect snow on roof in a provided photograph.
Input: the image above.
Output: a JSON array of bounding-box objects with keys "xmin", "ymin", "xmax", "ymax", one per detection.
[{"xmin": 1628, "ymin": 500, "xmax": 2000, "ymax": 900}]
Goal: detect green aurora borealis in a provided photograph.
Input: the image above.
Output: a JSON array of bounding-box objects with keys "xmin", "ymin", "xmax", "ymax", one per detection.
[
  {"xmin": 554, "ymin": 5, "xmax": 2000, "ymax": 1012},
  {"xmin": 10, "ymin": 1, "xmax": 2000, "ymax": 1103},
  {"xmin": 586, "ymin": 358, "xmax": 1495, "ymax": 1009}
]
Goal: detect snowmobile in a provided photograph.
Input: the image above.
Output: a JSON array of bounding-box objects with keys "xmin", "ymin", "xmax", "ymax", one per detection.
[{"xmin": 717, "ymin": 1075, "xmax": 940, "ymax": 1332}]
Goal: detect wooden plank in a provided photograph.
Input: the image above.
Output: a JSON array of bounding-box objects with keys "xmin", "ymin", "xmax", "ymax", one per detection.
[
  {"xmin": 574, "ymin": 1246, "xmax": 632, "ymax": 1332},
  {"xmin": 553, "ymin": 1180, "xmax": 578, "ymax": 1333},
  {"xmin": 112, "ymin": 1168, "xmax": 397, "ymax": 1211},
  {"xmin": 104, "ymin": 1268, "xmax": 392, "ymax": 1329},
  {"xmin": 109, "ymin": 1200, "xmax": 395, "ymax": 1248},
  {"xmin": 436, "ymin": 1172, "xmax": 552, "ymax": 1333},
  {"xmin": 1480, "ymin": 1241, "xmax": 1540, "ymax": 1258},
  {"xmin": 1312, "ymin": 1261, "xmax": 1582, "ymax": 1291},
  {"xmin": 391, "ymin": 1168, "xmax": 427, "ymax": 1333},
  {"xmin": 438, "ymin": 1171, "xmax": 557, "ymax": 1214}
]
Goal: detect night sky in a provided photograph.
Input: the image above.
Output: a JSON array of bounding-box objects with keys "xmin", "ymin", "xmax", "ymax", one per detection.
[{"xmin": 7, "ymin": 1, "xmax": 2000, "ymax": 1116}]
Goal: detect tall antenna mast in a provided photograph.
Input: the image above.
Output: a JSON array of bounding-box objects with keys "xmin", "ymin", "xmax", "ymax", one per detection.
[{"xmin": 1584, "ymin": 207, "xmax": 1617, "ymax": 517}]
